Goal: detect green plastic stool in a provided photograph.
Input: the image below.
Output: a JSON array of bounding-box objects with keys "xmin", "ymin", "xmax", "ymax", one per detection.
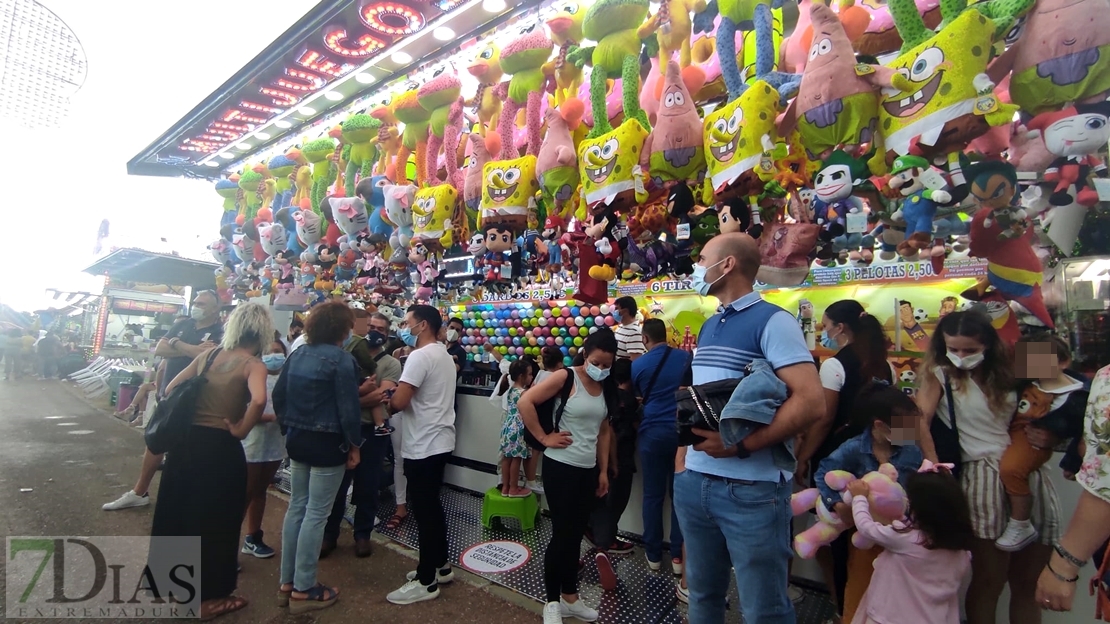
[{"xmin": 481, "ymin": 487, "xmax": 540, "ymax": 531}]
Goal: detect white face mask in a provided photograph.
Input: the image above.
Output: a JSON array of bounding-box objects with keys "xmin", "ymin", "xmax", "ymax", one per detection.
[
  {"xmin": 446, "ymin": 329, "xmax": 459, "ymax": 343},
  {"xmin": 586, "ymin": 362, "xmax": 610, "ymax": 382},
  {"xmin": 947, "ymin": 350, "xmax": 985, "ymax": 370},
  {"xmin": 690, "ymin": 259, "xmax": 726, "ymax": 297}
]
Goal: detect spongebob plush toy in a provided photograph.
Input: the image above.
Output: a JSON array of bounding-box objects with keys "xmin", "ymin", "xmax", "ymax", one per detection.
[
  {"xmin": 579, "ymin": 119, "xmax": 651, "ymax": 213},
  {"xmin": 481, "ymin": 155, "xmax": 541, "ymax": 233},
  {"xmin": 703, "ymin": 80, "xmax": 782, "ymax": 201},
  {"xmin": 412, "ymin": 185, "xmax": 459, "ymax": 253}
]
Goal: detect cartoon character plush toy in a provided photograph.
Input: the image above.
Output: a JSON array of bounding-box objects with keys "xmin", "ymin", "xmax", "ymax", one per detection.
[
  {"xmin": 412, "ymin": 185, "xmax": 459, "ymax": 254},
  {"xmin": 778, "ymin": 0, "xmax": 911, "ymax": 169},
  {"xmin": 811, "ymin": 150, "xmax": 875, "ymax": 263},
  {"xmin": 419, "ymin": 71, "xmax": 465, "ymax": 188},
  {"xmin": 540, "ymin": 215, "xmax": 567, "ymax": 271},
  {"xmin": 257, "ymin": 222, "xmax": 289, "ymax": 258},
  {"xmin": 879, "ymin": 6, "xmax": 1017, "ymax": 159},
  {"xmin": 966, "ymin": 163, "xmax": 1055, "ymax": 330},
  {"xmin": 791, "ymin": 463, "xmax": 907, "ymax": 559},
  {"xmin": 329, "ymin": 197, "xmax": 369, "ymax": 245},
  {"xmin": 967, "ymin": 160, "xmax": 1028, "ymax": 239},
  {"xmin": 302, "ymin": 138, "xmax": 337, "ymax": 216},
  {"xmin": 987, "ymin": 0, "xmax": 1110, "ymax": 116},
  {"xmin": 369, "ymin": 102, "xmax": 402, "ymax": 177},
  {"xmin": 645, "ymin": 61, "xmax": 707, "ymax": 189},
  {"xmin": 537, "ymin": 106, "xmax": 581, "ymax": 218},
  {"xmin": 464, "ymin": 133, "xmax": 493, "ymax": 215},
  {"xmin": 292, "ymin": 206, "xmax": 324, "ymax": 250},
  {"xmin": 466, "ymin": 41, "xmax": 505, "ymax": 138},
  {"xmin": 483, "ymin": 223, "xmax": 517, "ymax": 281},
  {"xmin": 393, "ymin": 88, "xmax": 432, "ymax": 186},
  {"xmin": 570, "ymin": 0, "xmax": 652, "ymax": 138},
  {"xmin": 546, "ymin": 2, "xmax": 588, "ymax": 106},
  {"xmin": 703, "ymin": 80, "xmax": 782, "ymax": 199},
  {"xmin": 341, "ymin": 113, "xmax": 381, "ymax": 196},
  {"xmin": 383, "ymin": 183, "xmax": 417, "ymax": 253},
  {"xmin": 888, "ymin": 155, "xmax": 952, "ymax": 257},
  {"xmin": 1025, "ymin": 103, "xmax": 1110, "ymax": 207},
  {"xmin": 495, "ymin": 29, "xmax": 554, "ymax": 160},
  {"xmin": 481, "ymin": 155, "xmax": 541, "ymax": 232}
]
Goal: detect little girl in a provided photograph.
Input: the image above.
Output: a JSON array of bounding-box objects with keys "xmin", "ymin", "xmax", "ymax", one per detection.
[
  {"xmin": 814, "ymin": 385, "xmax": 925, "ymax": 621},
  {"xmin": 848, "ymin": 469, "xmax": 973, "ymax": 624},
  {"xmin": 995, "ymin": 333, "xmax": 1089, "ymax": 551},
  {"xmin": 499, "ymin": 358, "xmax": 533, "ymax": 497}
]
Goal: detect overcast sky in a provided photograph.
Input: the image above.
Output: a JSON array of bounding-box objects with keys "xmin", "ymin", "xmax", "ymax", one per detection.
[{"xmin": 0, "ymin": 0, "xmax": 319, "ymax": 312}]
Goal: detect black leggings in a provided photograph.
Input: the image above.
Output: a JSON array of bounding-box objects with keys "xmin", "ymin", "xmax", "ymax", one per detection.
[
  {"xmin": 543, "ymin": 455, "xmax": 598, "ymax": 602},
  {"xmin": 404, "ymin": 452, "xmax": 450, "ymax": 586}
]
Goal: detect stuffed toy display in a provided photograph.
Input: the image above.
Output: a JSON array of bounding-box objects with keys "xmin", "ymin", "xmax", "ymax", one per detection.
[
  {"xmin": 205, "ymin": 0, "xmax": 1110, "ymax": 327},
  {"xmin": 1026, "ymin": 103, "xmax": 1110, "ymax": 207}
]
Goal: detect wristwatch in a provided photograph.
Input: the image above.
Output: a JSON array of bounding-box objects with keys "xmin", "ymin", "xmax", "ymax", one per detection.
[{"xmin": 734, "ymin": 440, "xmax": 751, "ymax": 459}]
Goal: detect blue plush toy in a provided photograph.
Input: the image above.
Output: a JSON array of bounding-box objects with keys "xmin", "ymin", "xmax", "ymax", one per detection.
[{"xmin": 694, "ymin": 0, "xmax": 800, "ymax": 104}]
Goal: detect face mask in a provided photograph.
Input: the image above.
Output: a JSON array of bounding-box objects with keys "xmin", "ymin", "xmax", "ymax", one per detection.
[
  {"xmin": 820, "ymin": 330, "xmax": 839, "ymax": 350},
  {"xmin": 399, "ymin": 327, "xmax": 418, "ymax": 348},
  {"xmin": 690, "ymin": 259, "xmax": 726, "ymax": 297},
  {"xmin": 586, "ymin": 362, "xmax": 610, "ymax": 382},
  {"xmin": 189, "ymin": 306, "xmax": 207, "ymax": 320},
  {"xmin": 611, "ymin": 309, "xmax": 622, "ymax": 320},
  {"xmin": 446, "ymin": 329, "xmax": 459, "ymax": 343},
  {"xmin": 262, "ymin": 354, "xmax": 286, "ymax": 372},
  {"xmin": 947, "ymin": 350, "xmax": 985, "ymax": 370},
  {"xmin": 366, "ymin": 330, "xmax": 387, "ymax": 348}
]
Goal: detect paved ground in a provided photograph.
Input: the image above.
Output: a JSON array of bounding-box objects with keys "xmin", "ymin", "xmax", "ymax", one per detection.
[{"xmin": 0, "ymin": 378, "xmax": 541, "ymax": 623}]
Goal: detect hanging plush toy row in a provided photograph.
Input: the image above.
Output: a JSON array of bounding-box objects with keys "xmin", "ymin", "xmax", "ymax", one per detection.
[{"xmin": 209, "ymin": 0, "xmax": 1110, "ymax": 338}]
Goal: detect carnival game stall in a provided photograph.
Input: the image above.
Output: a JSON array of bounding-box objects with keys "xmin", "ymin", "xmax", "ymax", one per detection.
[{"xmin": 130, "ymin": 0, "xmax": 1110, "ymax": 618}]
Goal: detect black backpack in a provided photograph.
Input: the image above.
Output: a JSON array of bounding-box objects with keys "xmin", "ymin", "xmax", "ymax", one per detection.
[
  {"xmin": 145, "ymin": 348, "xmax": 221, "ymax": 454},
  {"xmin": 524, "ymin": 369, "xmax": 576, "ymax": 450}
]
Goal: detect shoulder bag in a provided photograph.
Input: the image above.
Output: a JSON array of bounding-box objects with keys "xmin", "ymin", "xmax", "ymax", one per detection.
[
  {"xmin": 676, "ymin": 376, "xmax": 742, "ymax": 447},
  {"xmin": 524, "ymin": 369, "xmax": 576, "ymax": 450},
  {"xmin": 145, "ymin": 348, "xmax": 221, "ymax": 455},
  {"xmin": 929, "ymin": 375, "xmax": 962, "ymax": 478}
]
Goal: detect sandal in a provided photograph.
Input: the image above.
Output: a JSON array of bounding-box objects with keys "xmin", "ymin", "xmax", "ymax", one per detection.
[
  {"xmin": 289, "ymin": 584, "xmax": 339, "ymax": 615},
  {"xmin": 383, "ymin": 513, "xmax": 408, "ymax": 531},
  {"xmin": 199, "ymin": 595, "xmax": 248, "ymax": 621},
  {"xmin": 276, "ymin": 583, "xmax": 293, "ymax": 607}
]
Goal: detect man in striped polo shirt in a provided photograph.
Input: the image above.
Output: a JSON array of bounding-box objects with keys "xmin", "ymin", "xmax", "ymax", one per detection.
[
  {"xmin": 612, "ymin": 296, "xmax": 645, "ymax": 360},
  {"xmin": 676, "ymin": 233, "xmax": 824, "ymax": 624}
]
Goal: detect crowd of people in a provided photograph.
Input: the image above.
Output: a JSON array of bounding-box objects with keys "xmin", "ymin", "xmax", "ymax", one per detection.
[
  {"xmin": 0, "ymin": 327, "xmax": 74, "ymax": 381},
  {"xmin": 78, "ymin": 233, "xmax": 1110, "ymax": 623}
]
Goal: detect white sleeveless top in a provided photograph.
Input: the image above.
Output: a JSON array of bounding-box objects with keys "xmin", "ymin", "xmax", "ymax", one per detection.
[
  {"xmin": 545, "ymin": 369, "xmax": 607, "ymax": 469},
  {"xmin": 932, "ymin": 367, "xmax": 1015, "ymax": 462}
]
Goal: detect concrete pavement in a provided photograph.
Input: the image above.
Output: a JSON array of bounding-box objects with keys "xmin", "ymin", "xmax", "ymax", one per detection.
[{"xmin": 0, "ymin": 377, "xmax": 540, "ymax": 623}]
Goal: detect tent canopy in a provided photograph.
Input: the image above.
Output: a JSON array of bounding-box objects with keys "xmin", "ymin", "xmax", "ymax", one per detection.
[{"xmin": 83, "ymin": 248, "xmax": 219, "ymax": 290}]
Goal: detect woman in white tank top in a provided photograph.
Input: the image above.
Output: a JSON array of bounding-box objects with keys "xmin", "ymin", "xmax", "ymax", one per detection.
[{"xmin": 915, "ymin": 311, "xmax": 1059, "ymax": 624}]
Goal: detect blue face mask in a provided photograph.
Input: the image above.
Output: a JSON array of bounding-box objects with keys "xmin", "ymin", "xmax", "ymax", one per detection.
[
  {"xmin": 586, "ymin": 362, "xmax": 610, "ymax": 382},
  {"xmin": 262, "ymin": 353, "xmax": 286, "ymax": 372},
  {"xmin": 399, "ymin": 327, "xmax": 418, "ymax": 348},
  {"xmin": 820, "ymin": 331, "xmax": 838, "ymax": 350},
  {"xmin": 689, "ymin": 259, "xmax": 725, "ymax": 297},
  {"xmin": 611, "ymin": 309, "xmax": 622, "ymax": 320}
]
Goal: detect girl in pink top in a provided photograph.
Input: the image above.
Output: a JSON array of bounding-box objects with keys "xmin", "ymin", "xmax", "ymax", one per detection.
[{"xmin": 848, "ymin": 469, "xmax": 974, "ymax": 624}]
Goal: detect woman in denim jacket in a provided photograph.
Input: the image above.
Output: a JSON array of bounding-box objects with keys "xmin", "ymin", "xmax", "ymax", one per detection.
[
  {"xmin": 273, "ymin": 302, "xmax": 364, "ymax": 614},
  {"xmin": 814, "ymin": 384, "xmax": 924, "ymax": 621}
]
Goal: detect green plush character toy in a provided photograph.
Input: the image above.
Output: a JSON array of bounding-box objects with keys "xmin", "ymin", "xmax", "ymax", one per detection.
[
  {"xmin": 341, "ymin": 114, "xmax": 382, "ymax": 197},
  {"xmin": 302, "ymin": 137, "xmax": 337, "ymax": 217}
]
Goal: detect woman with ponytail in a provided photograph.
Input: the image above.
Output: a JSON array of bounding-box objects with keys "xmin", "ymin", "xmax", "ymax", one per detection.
[{"xmin": 795, "ymin": 299, "xmax": 894, "ymax": 620}]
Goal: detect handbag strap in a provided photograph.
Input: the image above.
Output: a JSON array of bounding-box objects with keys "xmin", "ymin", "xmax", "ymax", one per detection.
[
  {"xmin": 1093, "ymin": 547, "xmax": 1110, "ymax": 618},
  {"xmin": 552, "ymin": 368, "xmax": 576, "ymax": 431},
  {"xmin": 944, "ymin": 374, "xmax": 958, "ymax": 435},
  {"xmin": 641, "ymin": 347, "xmax": 672, "ymax": 401},
  {"xmin": 199, "ymin": 347, "xmax": 222, "ymax": 378}
]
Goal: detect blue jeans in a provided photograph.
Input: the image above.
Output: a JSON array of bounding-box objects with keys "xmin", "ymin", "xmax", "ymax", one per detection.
[
  {"xmin": 280, "ymin": 460, "xmax": 346, "ymax": 591},
  {"xmin": 325, "ymin": 427, "xmax": 388, "ymax": 542},
  {"xmin": 674, "ymin": 470, "xmax": 795, "ymax": 624},
  {"xmin": 639, "ymin": 428, "xmax": 683, "ymax": 562}
]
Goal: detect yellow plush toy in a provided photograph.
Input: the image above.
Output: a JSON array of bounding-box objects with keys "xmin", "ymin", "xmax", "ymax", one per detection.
[
  {"xmin": 878, "ymin": 8, "xmax": 1017, "ymax": 159},
  {"xmin": 465, "ymin": 41, "xmax": 505, "ymax": 138},
  {"xmin": 703, "ymin": 80, "xmax": 781, "ymax": 198},
  {"xmin": 412, "ymin": 185, "xmax": 459, "ymax": 253},
  {"xmin": 480, "ymin": 155, "xmax": 541, "ymax": 232},
  {"xmin": 579, "ymin": 118, "xmax": 651, "ymax": 212}
]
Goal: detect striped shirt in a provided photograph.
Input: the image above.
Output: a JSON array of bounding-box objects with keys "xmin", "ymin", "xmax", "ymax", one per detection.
[
  {"xmin": 686, "ymin": 291, "xmax": 814, "ymax": 481},
  {"xmin": 615, "ymin": 322, "xmax": 645, "ymax": 359}
]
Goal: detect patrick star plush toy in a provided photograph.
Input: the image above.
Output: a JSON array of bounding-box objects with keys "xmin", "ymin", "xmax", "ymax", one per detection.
[
  {"xmin": 791, "ymin": 463, "xmax": 907, "ymax": 559},
  {"xmin": 644, "ymin": 61, "xmax": 707, "ymax": 189},
  {"xmin": 778, "ymin": 0, "xmax": 911, "ymax": 169},
  {"xmin": 537, "ymin": 104, "xmax": 583, "ymax": 219}
]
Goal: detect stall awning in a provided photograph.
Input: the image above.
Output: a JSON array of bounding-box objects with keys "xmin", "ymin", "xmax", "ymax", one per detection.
[{"xmin": 83, "ymin": 248, "xmax": 220, "ymax": 290}]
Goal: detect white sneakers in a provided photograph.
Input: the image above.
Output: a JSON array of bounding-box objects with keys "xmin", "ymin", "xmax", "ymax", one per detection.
[
  {"xmin": 560, "ymin": 598, "xmax": 598, "ymax": 622},
  {"xmin": 646, "ymin": 554, "xmax": 662, "ymax": 572},
  {"xmin": 543, "ymin": 602, "xmax": 563, "ymax": 624},
  {"xmin": 995, "ymin": 518, "xmax": 1039, "ymax": 551},
  {"xmin": 386, "ymin": 579, "xmax": 439, "ymax": 605},
  {"xmin": 102, "ymin": 490, "xmax": 149, "ymax": 511},
  {"xmin": 526, "ymin": 480, "xmax": 545, "ymax": 495}
]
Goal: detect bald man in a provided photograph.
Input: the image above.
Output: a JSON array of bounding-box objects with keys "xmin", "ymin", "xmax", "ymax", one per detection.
[{"xmin": 676, "ymin": 233, "xmax": 824, "ymax": 624}]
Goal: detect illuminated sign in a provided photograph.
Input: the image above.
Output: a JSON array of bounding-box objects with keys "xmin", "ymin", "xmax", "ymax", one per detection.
[{"xmin": 173, "ymin": 0, "xmax": 449, "ymax": 158}]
